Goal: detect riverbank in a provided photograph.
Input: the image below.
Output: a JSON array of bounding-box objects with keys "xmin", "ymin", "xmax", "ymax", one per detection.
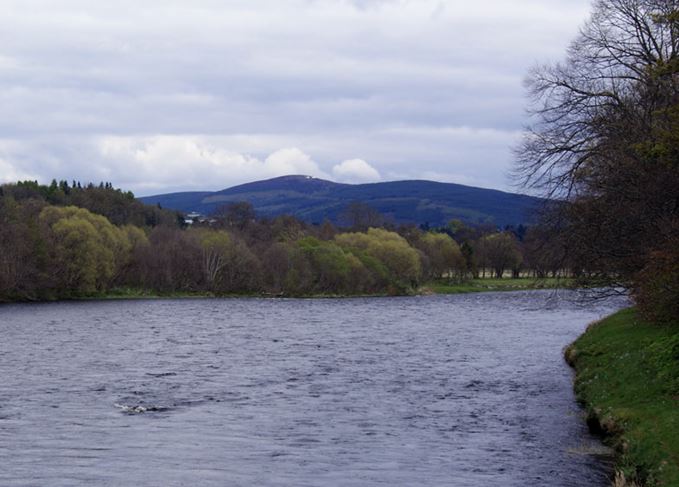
[
  {"xmin": 48, "ymin": 278, "xmax": 575, "ymax": 302},
  {"xmin": 565, "ymin": 309, "xmax": 679, "ymax": 486},
  {"xmin": 423, "ymin": 277, "xmax": 571, "ymax": 294}
]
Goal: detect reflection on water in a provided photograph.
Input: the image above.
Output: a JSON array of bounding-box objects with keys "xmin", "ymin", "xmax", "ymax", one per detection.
[{"xmin": 0, "ymin": 291, "xmax": 626, "ymax": 486}]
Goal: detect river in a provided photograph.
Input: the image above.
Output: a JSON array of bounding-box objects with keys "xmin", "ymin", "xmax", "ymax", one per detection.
[{"xmin": 0, "ymin": 290, "xmax": 627, "ymax": 486}]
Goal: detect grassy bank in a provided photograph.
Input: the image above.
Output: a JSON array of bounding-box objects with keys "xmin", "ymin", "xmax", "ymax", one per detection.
[
  {"xmin": 565, "ymin": 309, "xmax": 679, "ymax": 486},
  {"xmin": 424, "ymin": 277, "xmax": 571, "ymax": 294}
]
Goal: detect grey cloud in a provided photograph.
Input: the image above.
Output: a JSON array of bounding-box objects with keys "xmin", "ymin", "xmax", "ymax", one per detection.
[{"xmin": 0, "ymin": 0, "xmax": 592, "ymax": 193}]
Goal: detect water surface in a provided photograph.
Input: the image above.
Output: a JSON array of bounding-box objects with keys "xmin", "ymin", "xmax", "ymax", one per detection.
[{"xmin": 0, "ymin": 291, "xmax": 626, "ymax": 486}]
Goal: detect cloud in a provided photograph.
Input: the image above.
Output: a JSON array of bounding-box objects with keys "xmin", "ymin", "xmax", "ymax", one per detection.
[
  {"xmin": 0, "ymin": 0, "xmax": 594, "ymax": 193},
  {"xmin": 332, "ymin": 158, "xmax": 380, "ymax": 183},
  {"xmin": 95, "ymin": 136, "xmax": 331, "ymax": 192},
  {"xmin": 0, "ymin": 157, "xmax": 37, "ymax": 183},
  {"xmin": 0, "ymin": 122, "xmax": 526, "ymax": 195},
  {"xmin": 263, "ymin": 148, "xmax": 328, "ymax": 178}
]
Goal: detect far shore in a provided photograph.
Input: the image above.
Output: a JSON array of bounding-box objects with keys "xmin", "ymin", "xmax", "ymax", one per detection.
[{"xmin": 0, "ymin": 277, "xmax": 574, "ymax": 304}]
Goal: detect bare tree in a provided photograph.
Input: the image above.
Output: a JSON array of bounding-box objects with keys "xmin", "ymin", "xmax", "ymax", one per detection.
[
  {"xmin": 515, "ymin": 0, "xmax": 679, "ymax": 294},
  {"xmin": 516, "ymin": 0, "xmax": 679, "ymax": 197}
]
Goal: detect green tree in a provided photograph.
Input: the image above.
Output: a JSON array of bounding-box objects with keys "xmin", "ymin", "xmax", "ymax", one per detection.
[
  {"xmin": 193, "ymin": 228, "xmax": 262, "ymax": 293},
  {"xmin": 336, "ymin": 228, "xmax": 421, "ymax": 290},
  {"xmin": 417, "ymin": 232, "xmax": 466, "ymax": 281},
  {"xmin": 298, "ymin": 237, "xmax": 354, "ymax": 293},
  {"xmin": 39, "ymin": 206, "xmax": 128, "ymax": 294}
]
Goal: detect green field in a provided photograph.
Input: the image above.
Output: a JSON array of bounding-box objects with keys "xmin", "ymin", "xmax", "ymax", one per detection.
[{"xmin": 566, "ymin": 309, "xmax": 679, "ymax": 486}]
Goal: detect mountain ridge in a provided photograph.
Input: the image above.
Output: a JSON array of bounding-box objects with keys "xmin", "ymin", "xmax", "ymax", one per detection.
[{"xmin": 139, "ymin": 175, "xmax": 542, "ymax": 228}]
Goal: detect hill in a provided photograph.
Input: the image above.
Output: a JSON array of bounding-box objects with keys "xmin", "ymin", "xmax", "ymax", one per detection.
[{"xmin": 139, "ymin": 175, "xmax": 542, "ymax": 228}]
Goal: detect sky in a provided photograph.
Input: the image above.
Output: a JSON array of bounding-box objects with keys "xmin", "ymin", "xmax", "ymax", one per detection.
[{"xmin": 0, "ymin": 0, "xmax": 592, "ymax": 196}]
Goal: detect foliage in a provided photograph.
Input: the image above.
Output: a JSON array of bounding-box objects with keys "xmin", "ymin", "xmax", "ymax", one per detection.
[
  {"xmin": 3, "ymin": 180, "xmax": 180, "ymax": 227},
  {"xmin": 39, "ymin": 206, "xmax": 130, "ymax": 295},
  {"xmin": 0, "ymin": 180, "xmax": 571, "ymax": 300},
  {"xmin": 335, "ymin": 228, "xmax": 421, "ymax": 291},
  {"xmin": 415, "ymin": 232, "xmax": 466, "ymax": 281},
  {"xmin": 298, "ymin": 237, "xmax": 359, "ymax": 294}
]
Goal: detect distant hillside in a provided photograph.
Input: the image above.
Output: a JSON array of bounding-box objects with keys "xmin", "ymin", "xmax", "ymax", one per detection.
[{"xmin": 139, "ymin": 175, "xmax": 542, "ymax": 228}]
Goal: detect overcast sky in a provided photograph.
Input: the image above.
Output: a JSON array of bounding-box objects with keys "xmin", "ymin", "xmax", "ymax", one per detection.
[{"xmin": 0, "ymin": 0, "xmax": 592, "ymax": 195}]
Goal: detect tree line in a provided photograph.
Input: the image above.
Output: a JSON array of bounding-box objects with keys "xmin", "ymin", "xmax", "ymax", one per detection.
[{"xmin": 0, "ymin": 180, "xmax": 575, "ymax": 302}]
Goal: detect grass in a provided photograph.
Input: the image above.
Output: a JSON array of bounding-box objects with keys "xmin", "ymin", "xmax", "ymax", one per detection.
[
  {"xmin": 566, "ymin": 309, "xmax": 679, "ymax": 486},
  {"xmin": 424, "ymin": 277, "xmax": 571, "ymax": 294}
]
